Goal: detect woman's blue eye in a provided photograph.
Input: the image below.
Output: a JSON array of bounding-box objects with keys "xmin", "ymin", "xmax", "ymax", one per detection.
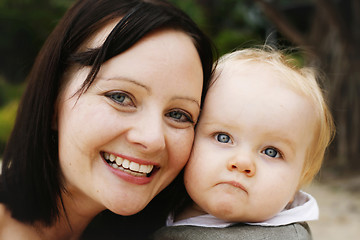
[
  {"xmin": 216, "ymin": 133, "xmax": 231, "ymax": 143},
  {"xmin": 263, "ymin": 148, "xmax": 280, "ymax": 158},
  {"xmin": 106, "ymin": 92, "xmax": 134, "ymax": 107},
  {"xmin": 113, "ymin": 94, "xmax": 125, "ymax": 102},
  {"xmin": 166, "ymin": 111, "xmax": 193, "ymax": 123}
]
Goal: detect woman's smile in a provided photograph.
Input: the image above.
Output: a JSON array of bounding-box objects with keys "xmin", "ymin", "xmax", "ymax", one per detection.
[{"xmin": 102, "ymin": 151, "xmax": 158, "ymax": 178}]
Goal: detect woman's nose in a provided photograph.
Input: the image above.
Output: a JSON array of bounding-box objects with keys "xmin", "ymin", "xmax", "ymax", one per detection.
[
  {"xmin": 227, "ymin": 153, "xmax": 256, "ymax": 177},
  {"xmin": 126, "ymin": 111, "xmax": 166, "ymax": 153}
]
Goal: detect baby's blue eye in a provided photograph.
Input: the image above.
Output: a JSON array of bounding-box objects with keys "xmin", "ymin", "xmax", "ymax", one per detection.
[
  {"xmin": 264, "ymin": 148, "xmax": 280, "ymax": 158},
  {"xmin": 216, "ymin": 133, "xmax": 231, "ymax": 143}
]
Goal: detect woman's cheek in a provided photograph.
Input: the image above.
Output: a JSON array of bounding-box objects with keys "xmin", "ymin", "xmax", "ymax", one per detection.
[{"xmin": 168, "ymin": 128, "xmax": 195, "ymax": 169}]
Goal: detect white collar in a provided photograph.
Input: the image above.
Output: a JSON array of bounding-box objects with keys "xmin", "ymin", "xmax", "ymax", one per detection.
[{"xmin": 167, "ymin": 191, "xmax": 318, "ymax": 227}]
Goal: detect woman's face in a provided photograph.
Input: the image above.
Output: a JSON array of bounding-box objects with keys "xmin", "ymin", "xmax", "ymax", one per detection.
[{"xmin": 56, "ymin": 27, "xmax": 203, "ymax": 216}]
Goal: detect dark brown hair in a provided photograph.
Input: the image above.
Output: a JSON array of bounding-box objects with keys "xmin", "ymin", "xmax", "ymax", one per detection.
[{"xmin": 1, "ymin": 0, "xmax": 215, "ymax": 226}]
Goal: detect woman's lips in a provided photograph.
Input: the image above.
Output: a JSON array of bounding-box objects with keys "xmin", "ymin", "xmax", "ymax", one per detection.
[{"xmin": 104, "ymin": 152, "xmax": 154, "ymax": 176}]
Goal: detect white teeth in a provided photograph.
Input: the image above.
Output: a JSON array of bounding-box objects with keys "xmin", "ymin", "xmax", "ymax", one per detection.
[
  {"xmin": 115, "ymin": 156, "xmax": 123, "ymax": 166},
  {"xmin": 139, "ymin": 165, "xmax": 153, "ymax": 174},
  {"xmin": 104, "ymin": 152, "xmax": 155, "ymax": 175},
  {"xmin": 109, "ymin": 154, "xmax": 116, "ymax": 162},
  {"xmin": 129, "ymin": 162, "xmax": 140, "ymax": 172},
  {"xmin": 122, "ymin": 159, "xmax": 130, "ymax": 169},
  {"xmin": 139, "ymin": 164, "xmax": 148, "ymax": 173}
]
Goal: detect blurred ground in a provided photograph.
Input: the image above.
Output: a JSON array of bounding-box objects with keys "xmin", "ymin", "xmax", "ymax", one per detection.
[{"xmin": 304, "ymin": 174, "xmax": 360, "ymax": 240}]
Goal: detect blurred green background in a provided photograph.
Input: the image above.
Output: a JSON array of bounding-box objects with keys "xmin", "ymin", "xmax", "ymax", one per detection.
[{"xmin": 0, "ymin": 0, "xmax": 359, "ymax": 178}]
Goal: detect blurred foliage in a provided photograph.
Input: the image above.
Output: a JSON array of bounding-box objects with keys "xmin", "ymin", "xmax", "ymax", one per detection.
[
  {"xmin": 0, "ymin": 0, "xmax": 71, "ymax": 155},
  {"xmin": 0, "ymin": 77, "xmax": 25, "ymax": 106},
  {"xmin": 0, "ymin": 77, "xmax": 24, "ymax": 154},
  {"xmin": 0, "ymin": 100, "xmax": 18, "ymax": 144},
  {"xmin": 0, "ymin": 0, "xmax": 71, "ymax": 83},
  {"xmin": 169, "ymin": 0, "xmax": 206, "ymax": 29},
  {"xmin": 170, "ymin": 0, "xmax": 268, "ymax": 55}
]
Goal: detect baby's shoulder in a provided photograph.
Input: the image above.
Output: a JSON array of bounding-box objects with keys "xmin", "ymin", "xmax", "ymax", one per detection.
[
  {"xmin": 152, "ymin": 222, "xmax": 312, "ymax": 240},
  {"xmin": 229, "ymin": 222, "xmax": 312, "ymax": 240}
]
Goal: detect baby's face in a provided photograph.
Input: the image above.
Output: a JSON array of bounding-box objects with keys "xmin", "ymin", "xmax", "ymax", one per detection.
[{"xmin": 184, "ymin": 61, "xmax": 317, "ymax": 222}]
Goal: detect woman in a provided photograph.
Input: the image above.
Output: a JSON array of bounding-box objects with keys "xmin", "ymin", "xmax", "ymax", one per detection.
[{"xmin": 0, "ymin": 0, "xmax": 214, "ymax": 239}]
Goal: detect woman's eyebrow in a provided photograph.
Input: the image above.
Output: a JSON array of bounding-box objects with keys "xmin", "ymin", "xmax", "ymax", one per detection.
[
  {"xmin": 100, "ymin": 76, "xmax": 151, "ymax": 93},
  {"xmin": 171, "ymin": 96, "xmax": 200, "ymax": 108}
]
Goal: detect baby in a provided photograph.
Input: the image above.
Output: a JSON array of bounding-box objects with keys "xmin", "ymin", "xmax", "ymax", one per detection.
[{"xmin": 153, "ymin": 48, "xmax": 335, "ymax": 240}]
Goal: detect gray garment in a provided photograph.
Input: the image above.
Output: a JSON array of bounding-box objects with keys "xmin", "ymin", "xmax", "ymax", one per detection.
[{"xmin": 152, "ymin": 222, "xmax": 312, "ymax": 240}]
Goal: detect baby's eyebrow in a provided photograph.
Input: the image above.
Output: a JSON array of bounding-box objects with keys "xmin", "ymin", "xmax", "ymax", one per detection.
[{"xmin": 266, "ymin": 135, "xmax": 296, "ymax": 153}]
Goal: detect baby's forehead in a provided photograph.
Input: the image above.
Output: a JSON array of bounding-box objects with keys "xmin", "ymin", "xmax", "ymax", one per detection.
[
  {"xmin": 215, "ymin": 60, "xmax": 280, "ymax": 85},
  {"xmin": 213, "ymin": 57, "xmax": 320, "ymax": 120},
  {"xmin": 218, "ymin": 59, "xmax": 283, "ymax": 77},
  {"xmin": 216, "ymin": 58, "xmax": 311, "ymax": 98},
  {"xmin": 214, "ymin": 60, "xmax": 289, "ymax": 89}
]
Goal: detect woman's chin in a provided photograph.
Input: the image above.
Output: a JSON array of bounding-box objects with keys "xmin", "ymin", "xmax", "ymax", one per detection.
[{"xmin": 109, "ymin": 201, "xmax": 149, "ymax": 216}]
